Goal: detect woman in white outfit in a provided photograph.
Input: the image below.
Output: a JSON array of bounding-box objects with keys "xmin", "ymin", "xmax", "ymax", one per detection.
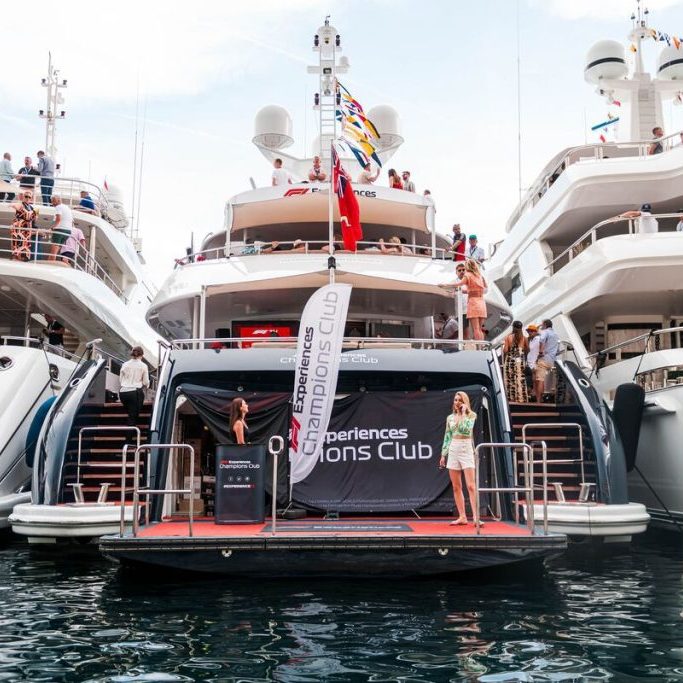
[
  {"xmin": 118, "ymin": 346, "xmax": 149, "ymax": 426},
  {"xmin": 439, "ymin": 391, "xmax": 479, "ymax": 526}
]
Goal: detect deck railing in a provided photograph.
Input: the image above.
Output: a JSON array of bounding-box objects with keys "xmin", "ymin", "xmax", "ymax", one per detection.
[
  {"xmin": 0, "ymin": 228, "xmax": 128, "ymax": 303},
  {"xmin": 169, "ymin": 336, "xmax": 494, "ymax": 351},
  {"xmin": 508, "ymin": 129, "xmax": 683, "ymax": 228},
  {"xmin": 545, "ymin": 212, "xmax": 683, "ymax": 276},
  {"xmin": 174, "ymin": 239, "xmax": 460, "ymax": 267}
]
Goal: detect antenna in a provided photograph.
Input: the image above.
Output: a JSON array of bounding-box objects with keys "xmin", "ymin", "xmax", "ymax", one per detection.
[
  {"xmin": 516, "ymin": 0, "xmax": 523, "ymax": 204},
  {"xmin": 38, "ymin": 53, "xmax": 67, "ymax": 159}
]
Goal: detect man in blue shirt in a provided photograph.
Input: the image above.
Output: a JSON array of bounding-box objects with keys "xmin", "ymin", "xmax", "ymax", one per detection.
[
  {"xmin": 77, "ymin": 190, "xmax": 97, "ymax": 214},
  {"xmin": 533, "ymin": 318, "xmax": 560, "ymax": 402},
  {"xmin": 37, "ymin": 150, "xmax": 55, "ymax": 205}
]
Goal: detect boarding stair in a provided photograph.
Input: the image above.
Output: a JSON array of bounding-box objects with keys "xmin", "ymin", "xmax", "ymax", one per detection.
[
  {"xmin": 61, "ymin": 402, "xmax": 152, "ymax": 503},
  {"xmin": 509, "ymin": 402, "xmax": 596, "ymax": 503}
]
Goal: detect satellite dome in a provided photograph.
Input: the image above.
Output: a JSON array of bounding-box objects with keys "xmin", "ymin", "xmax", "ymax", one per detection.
[
  {"xmin": 253, "ymin": 105, "xmax": 293, "ymax": 150},
  {"xmin": 657, "ymin": 45, "xmax": 683, "ymax": 80},
  {"xmin": 584, "ymin": 40, "xmax": 628, "ymax": 84},
  {"xmin": 367, "ymin": 105, "xmax": 403, "ymax": 150}
]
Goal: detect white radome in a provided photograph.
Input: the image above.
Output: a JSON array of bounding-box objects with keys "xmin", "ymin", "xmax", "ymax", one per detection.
[
  {"xmin": 584, "ymin": 40, "xmax": 628, "ymax": 83},
  {"xmin": 657, "ymin": 45, "xmax": 683, "ymax": 80},
  {"xmin": 253, "ymin": 105, "xmax": 294, "ymax": 150},
  {"xmin": 367, "ymin": 105, "xmax": 404, "ymax": 150}
]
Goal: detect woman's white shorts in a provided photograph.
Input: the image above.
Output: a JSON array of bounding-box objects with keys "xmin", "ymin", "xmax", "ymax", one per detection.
[{"xmin": 447, "ymin": 439, "xmax": 475, "ymax": 470}]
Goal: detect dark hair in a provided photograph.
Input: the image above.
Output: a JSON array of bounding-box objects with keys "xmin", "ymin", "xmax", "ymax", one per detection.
[
  {"xmin": 542, "ymin": 319, "xmax": 553, "ymax": 328},
  {"xmin": 388, "ymin": 168, "xmax": 397, "ymax": 177},
  {"xmin": 512, "ymin": 320, "xmax": 523, "ymax": 329},
  {"xmin": 130, "ymin": 346, "xmax": 144, "ymax": 358},
  {"xmin": 274, "ymin": 158, "xmax": 282, "ymax": 165},
  {"xmin": 229, "ymin": 397, "xmax": 246, "ymax": 432}
]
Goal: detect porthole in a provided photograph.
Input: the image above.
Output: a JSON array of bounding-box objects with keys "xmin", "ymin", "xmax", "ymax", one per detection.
[
  {"xmin": 0, "ymin": 356, "xmax": 13, "ymax": 371},
  {"xmin": 578, "ymin": 378, "xmax": 590, "ymax": 388},
  {"xmin": 69, "ymin": 377, "xmax": 82, "ymax": 389}
]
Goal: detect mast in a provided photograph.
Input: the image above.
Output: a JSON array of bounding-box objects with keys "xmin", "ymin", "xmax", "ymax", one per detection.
[
  {"xmin": 310, "ymin": 18, "xmax": 348, "ymax": 285},
  {"xmin": 38, "ymin": 53, "xmax": 67, "ymax": 159}
]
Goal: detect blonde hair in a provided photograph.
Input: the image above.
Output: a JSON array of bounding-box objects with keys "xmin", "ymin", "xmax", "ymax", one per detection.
[
  {"xmin": 453, "ymin": 391, "xmax": 475, "ymax": 417},
  {"xmin": 465, "ymin": 259, "xmax": 481, "ymax": 276}
]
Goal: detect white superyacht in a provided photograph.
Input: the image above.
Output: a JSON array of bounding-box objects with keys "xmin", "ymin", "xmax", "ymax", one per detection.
[
  {"xmin": 486, "ymin": 5, "xmax": 683, "ymax": 529},
  {"xmin": 1, "ymin": 61, "xmax": 159, "ymax": 530}
]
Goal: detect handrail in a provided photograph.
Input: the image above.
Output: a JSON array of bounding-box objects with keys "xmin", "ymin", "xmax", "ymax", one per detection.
[
  {"xmin": 474, "ymin": 442, "xmax": 538, "ymax": 535},
  {"xmin": 587, "ymin": 325, "xmax": 683, "ymax": 359},
  {"xmin": 522, "ymin": 423, "xmax": 585, "ymax": 486},
  {"xmin": 545, "ymin": 212, "xmax": 683, "ymax": 276},
  {"xmin": 77, "ymin": 426, "xmax": 140, "ymax": 487},
  {"xmin": 130, "ymin": 443, "xmax": 195, "ymax": 537},
  {"xmin": 508, "ymin": 129, "xmax": 683, "ymax": 228},
  {"xmin": 0, "ymin": 230, "xmax": 128, "ymax": 303},
  {"xmin": 174, "ymin": 239, "xmax": 452, "ymax": 266},
  {"xmin": 169, "ymin": 335, "xmax": 494, "ymax": 351},
  {"xmin": 0, "ymin": 335, "xmax": 82, "ymax": 362},
  {"xmin": 268, "ymin": 435, "xmax": 285, "ymax": 536}
]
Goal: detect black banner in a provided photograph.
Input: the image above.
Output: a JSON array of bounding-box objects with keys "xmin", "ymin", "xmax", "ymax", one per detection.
[{"xmin": 293, "ymin": 388, "xmax": 485, "ymax": 512}]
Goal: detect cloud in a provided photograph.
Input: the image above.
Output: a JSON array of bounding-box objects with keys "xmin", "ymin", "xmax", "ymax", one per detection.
[
  {"xmin": 532, "ymin": 0, "xmax": 683, "ymax": 21},
  {"xmin": 0, "ymin": 0, "xmax": 324, "ymax": 103}
]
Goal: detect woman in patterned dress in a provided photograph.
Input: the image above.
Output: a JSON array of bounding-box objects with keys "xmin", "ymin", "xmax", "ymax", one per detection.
[
  {"xmin": 9, "ymin": 191, "xmax": 40, "ymax": 261},
  {"xmin": 503, "ymin": 320, "xmax": 529, "ymax": 403},
  {"xmin": 440, "ymin": 391, "xmax": 479, "ymax": 526}
]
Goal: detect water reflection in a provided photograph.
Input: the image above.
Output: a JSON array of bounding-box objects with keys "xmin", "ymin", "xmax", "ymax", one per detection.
[{"xmin": 0, "ymin": 533, "xmax": 679, "ymax": 681}]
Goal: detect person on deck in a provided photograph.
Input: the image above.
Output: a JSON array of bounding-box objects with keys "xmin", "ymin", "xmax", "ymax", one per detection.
[
  {"xmin": 118, "ymin": 346, "xmax": 149, "ymax": 426},
  {"xmin": 229, "ymin": 397, "xmax": 250, "ymax": 445},
  {"xmin": 308, "ymin": 155, "xmax": 327, "ymax": 182},
  {"xmin": 503, "ymin": 320, "xmax": 529, "ymax": 403},
  {"xmin": 442, "ymin": 259, "xmax": 487, "ymax": 341},
  {"xmin": 387, "ymin": 168, "xmax": 403, "ymax": 189},
  {"xmin": 440, "ymin": 391, "xmax": 480, "ymax": 526}
]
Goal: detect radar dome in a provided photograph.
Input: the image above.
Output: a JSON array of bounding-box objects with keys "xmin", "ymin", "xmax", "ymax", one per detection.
[
  {"xmin": 584, "ymin": 40, "xmax": 628, "ymax": 84},
  {"xmin": 367, "ymin": 105, "xmax": 403, "ymax": 150},
  {"xmin": 253, "ymin": 105, "xmax": 293, "ymax": 150},
  {"xmin": 658, "ymin": 45, "xmax": 683, "ymax": 80}
]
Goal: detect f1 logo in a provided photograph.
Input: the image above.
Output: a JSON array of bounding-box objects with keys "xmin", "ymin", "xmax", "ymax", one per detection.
[{"xmin": 284, "ymin": 188, "xmax": 310, "ymax": 197}]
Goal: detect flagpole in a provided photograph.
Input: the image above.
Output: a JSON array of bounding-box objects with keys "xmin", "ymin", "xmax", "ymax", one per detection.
[{"xmin": 329, "ymin": 140, "xmax": 335, "ymax": 285}]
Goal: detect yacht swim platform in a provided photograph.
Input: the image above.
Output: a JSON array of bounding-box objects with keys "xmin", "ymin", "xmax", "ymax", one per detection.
[{"xmin": 100, "ymin": 516, "xmax": 567, "ymax": 577}]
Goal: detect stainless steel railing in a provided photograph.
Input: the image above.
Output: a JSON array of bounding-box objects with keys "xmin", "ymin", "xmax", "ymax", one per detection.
[
  {"xmin": 545, "ymin": 212, "xmax": 683, "ymax": 276},
  {"xmin": 474, "ymin": 442, "xmax": 545, "ymax": 535},
  {"xmin": 127, "ymin": 443, "xmax": 196, "ymax": 538},
  {"xmin": 77, "ymin": 426, "xmax": 140, "ymax": 488},
  {"xmin": 169, "ymin": 336, "xmax": 494, "ymax": 351},
  {"xmin": 173, "ymin": 239, "xmax": 455, "ymax": 266},
  {"xmin": 1, "ymin": 335, "xmax": 82, "ymax": 361},
  {"xmin": 0, "ymin": 229, "xmax": 128, "ymax": 303},
  {"xmin": 522, "ymin": 422, "xmax": 585, "ymax": 487},
  {"xmin": 508, "ymin": 129, "xmax": 683, "ymax": 227}
]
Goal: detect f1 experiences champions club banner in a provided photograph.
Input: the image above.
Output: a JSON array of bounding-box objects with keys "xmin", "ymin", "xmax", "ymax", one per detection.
[{"xmin": 289, "ymin": 283, "xmax": 352, "ymax": 485}]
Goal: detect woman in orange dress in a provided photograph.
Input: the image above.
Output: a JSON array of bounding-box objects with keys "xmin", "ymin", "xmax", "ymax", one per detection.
[
  {"xmin": 388, "ymin": 168, "xmax": 403, "ymax": 189},
  {"xmin": 452, "ymin": 259, "xmax": 488, "ymax": 340},
  {"xmin": 9, "ymin": 191, "xmax": 40, "ymax": 261}
]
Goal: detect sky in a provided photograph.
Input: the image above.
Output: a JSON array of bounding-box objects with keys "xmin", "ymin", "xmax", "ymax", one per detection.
[{"xmin": 1, "ymin": 0, "xmax": 682, "ymax": 285}]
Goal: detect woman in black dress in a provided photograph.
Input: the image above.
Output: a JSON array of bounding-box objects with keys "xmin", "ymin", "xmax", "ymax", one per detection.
[{"xmin": 229, "ymin": 397, "xmax": 250, "ymax": 444}]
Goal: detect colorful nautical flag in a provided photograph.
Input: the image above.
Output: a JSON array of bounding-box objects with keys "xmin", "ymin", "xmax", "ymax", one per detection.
[
  {"xmin": 336, "ymin": 80, "xmax": 382, "ymax": 169},
  {"xmin": 332, "ymin": 143, "xmax": 362, "ymax": 251}
]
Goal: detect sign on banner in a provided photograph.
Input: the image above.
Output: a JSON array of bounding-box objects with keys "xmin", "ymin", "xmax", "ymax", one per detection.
[{"xmin": 289, "ymin": 284, "xmax": 352, "ymax": 484}]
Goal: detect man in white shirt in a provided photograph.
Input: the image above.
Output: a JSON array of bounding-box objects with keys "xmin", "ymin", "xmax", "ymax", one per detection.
[
  {"xmin": 357, "ymin": 162, "xmax": 379, "ymax": 184},
  {"xmin": 401, "ymin": 171, "xmax": 415, "ymax": 192},
  {"xmin": 119, "ymin": 346, "xmax": 150, "ymax": 426},
  {"xmin": 272, "ymin": 158, "xmax": 292, "ymax": 186},
  {"xmin": 619, "ymin": 204, "xmax": 658, "ymax": 234},
  {"xmin": 526, "ymin": 324, "xmax": 541, "ymax": 401},
  {"xmin": 49, "ymin": 196, "xmax": 74, "ymax": 262},
  {"xmin": 466, "ymin": 234, "xmax": 485, "ymax": 263}
]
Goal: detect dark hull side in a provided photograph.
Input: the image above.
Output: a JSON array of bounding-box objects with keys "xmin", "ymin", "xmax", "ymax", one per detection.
[{"xmin": 100, "ymin": 535, "xmax": 567, "ymax": 577}]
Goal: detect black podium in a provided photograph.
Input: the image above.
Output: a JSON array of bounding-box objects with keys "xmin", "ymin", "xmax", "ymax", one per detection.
[{"xmin": 215, "ymin": 444, "xmax": 266, "ymax": 524}]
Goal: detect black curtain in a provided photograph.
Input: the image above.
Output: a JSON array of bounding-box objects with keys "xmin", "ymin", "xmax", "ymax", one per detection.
[{"xmin": 177, "ymin": 384, "xmax": 290, "ymax": 504}]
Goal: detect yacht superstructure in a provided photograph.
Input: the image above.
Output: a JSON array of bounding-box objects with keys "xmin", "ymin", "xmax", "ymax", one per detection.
[
  {"xmin": 487, "ymin": 6, "xmax": 683, "ymax": 528},
  {"xmin": 0, "ymin": 61, "xmax": 159, "ymax": 529}
]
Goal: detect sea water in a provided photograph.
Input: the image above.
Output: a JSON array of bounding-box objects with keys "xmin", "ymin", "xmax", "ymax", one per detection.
[{"xmin": 0, "ymin": 531, "xmax": 681, "ymax": 682}]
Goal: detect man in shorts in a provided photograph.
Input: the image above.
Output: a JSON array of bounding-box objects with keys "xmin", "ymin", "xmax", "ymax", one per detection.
[
  {"xmin": 49, "ymin": 196, "xmax": 73, "ymax": 262},
  {"xmin": 534, "ymin": 319, "xmax": 560, "ymax": 402},
  {"xmin": 60, "ymin": 225, "xmax": 86, "ymax": 266}
]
